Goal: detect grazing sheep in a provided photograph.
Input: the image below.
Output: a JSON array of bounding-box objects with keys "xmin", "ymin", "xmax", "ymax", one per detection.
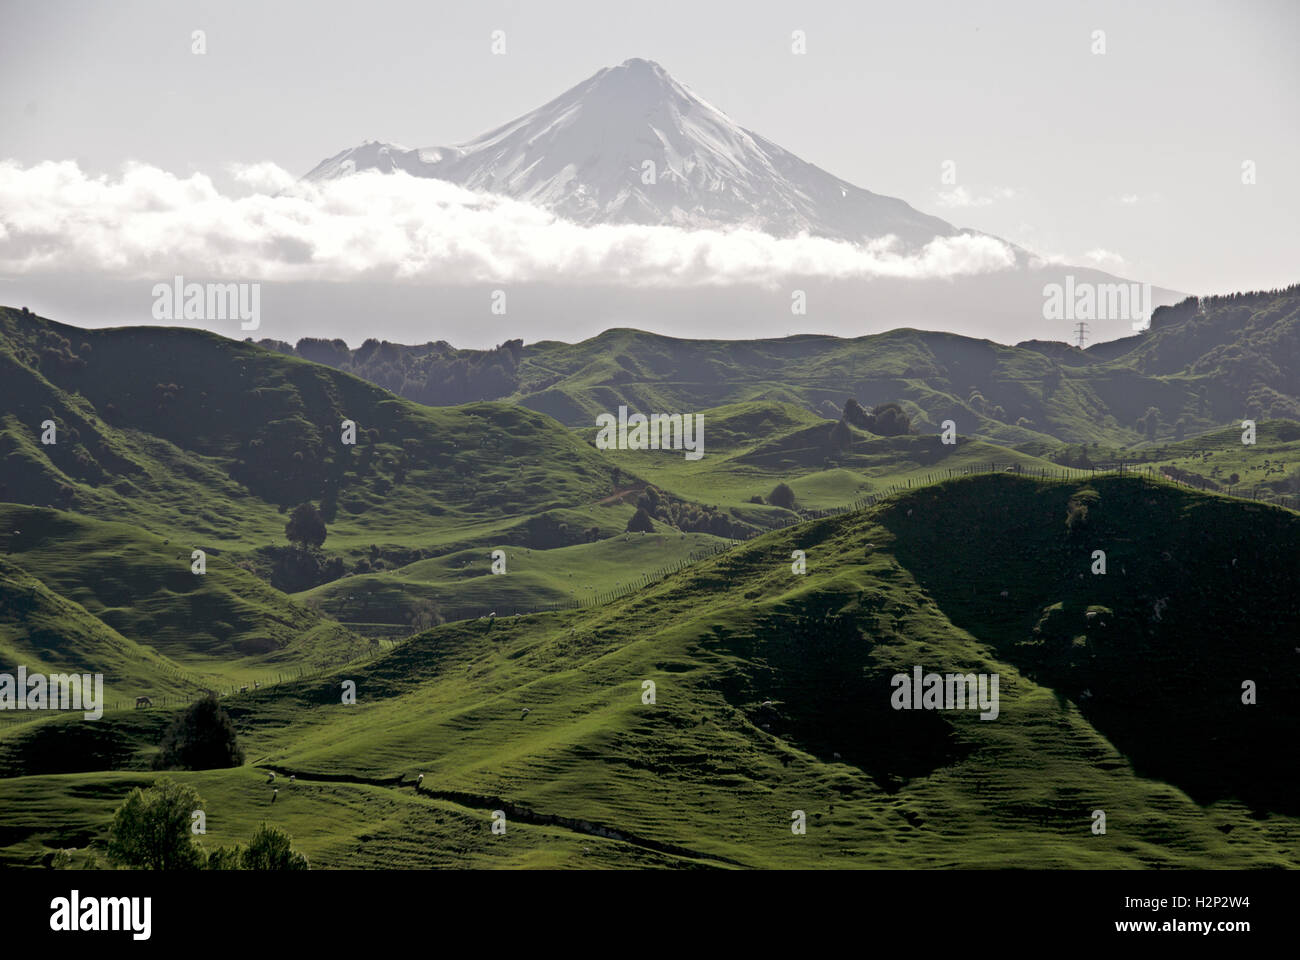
[
  {"xmin": 134, "ymin": 696, "xmax": 152, "ymax": 708},
  {"xmin": 520, "ymin": 707, "xmax": 530, "ymax": 719},
  {"xmin": 289, "ymin": 775, "xmax": 295, "ymax": 785},
  {"xmin": 1000, "ymin": 590, "xmax": 1009, "ymax": 598},
  {"xmin": 417, "ymin": 773, "xmax": 424, "ymax": 787},
  {"xmin": 239, "ymin": 685, "xmax": 248, "ymax": 693},
  {"xmin": 267, "ymin": 771, "xmax": 276, "ymax": 783}
]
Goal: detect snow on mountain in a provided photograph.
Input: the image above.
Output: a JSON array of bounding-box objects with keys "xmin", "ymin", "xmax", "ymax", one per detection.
[{"xmin": 304, "ymin": 58, "xmax": 959, "ymax": 248}]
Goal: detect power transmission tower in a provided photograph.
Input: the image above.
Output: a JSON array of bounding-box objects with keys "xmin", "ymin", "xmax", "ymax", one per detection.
[{"xmin": 1073, "ymin": 321, "xmax": 1088, "ymax": 348}]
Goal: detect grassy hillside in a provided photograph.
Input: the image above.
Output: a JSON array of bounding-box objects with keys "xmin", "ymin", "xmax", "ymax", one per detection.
[
  {"xmin": 257, "ymin": 285, "xmax": 1300, "ymax": 447},
  {"xmin": 0, "ymin": 308, "xmax": 765, "ymax": 606},
  {"xmin": 4, "ymin": 475, "xmax": 1296, "ymax": 869},
  {"xmin": 0, "ymin": 307, "xmax": 615, "ymax": 545},
  {"xmin": 3, "ymin": 302, "xmax": 1297, "ymax": 871},
  {"xmin": 0, "ymin": 557, "xmax": 200, "ymax": 708},
  {"xmin": 6, "ymin": 307, "xmax": 1134, "ymax": 641},
  {"xmin": 0, "ymin": 504, "xmax": 370, "ymax": 685},
  {"xmin": 296, "ymin": 530, "xmax": 727, "ymax": 632},
  {"xmin": 588, "ymin": 399, "xmax": 1074, "ymax": 513}
]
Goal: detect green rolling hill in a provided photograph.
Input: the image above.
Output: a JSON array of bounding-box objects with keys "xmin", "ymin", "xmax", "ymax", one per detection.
[
  {"xmin": 1, "ymin": 475, "xmax": 1296, "ymax": 869},
  {"xmin": 1, "ymin": 300, "xmax": 1297, "ymax": 871},
  {"xmin": 265, "ymin": 286, "xmax": 1300, "ymax": 448}
]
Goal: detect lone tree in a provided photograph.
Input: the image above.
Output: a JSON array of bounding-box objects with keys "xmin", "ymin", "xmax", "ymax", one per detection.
[
  {"xmin": 154, "ymin": 694, "xmax": 244, "ymax": 770},
  {"xmin": 626, "ymin": 507, "xmax": 655, "ymax": 533},
  {"xmin": 240, "ymin": 823, "xmax": 310, "ymax": 871},
  {"xmin": 870, "ymin": 402, "xmax": 912, "ymax": 437},
  {"xmin": 842, "ymin": 397, "xmax": 872, "ymax": 430},
  {"xmin": 105, "ymin": 778, "xmax": 207, "ymax": 870},
  {"xmin": 285, "ymin": 502, "xmax": 327, "ymax": 550},
  {"xmin": 768, "ymin": 482, "xmax": 797, "ymax": 510}
]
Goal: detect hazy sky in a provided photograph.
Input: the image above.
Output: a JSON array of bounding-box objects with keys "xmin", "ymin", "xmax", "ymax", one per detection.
[{"xmin": 1, "ymin": 0, "xmax": 1296, "ymax": 346}]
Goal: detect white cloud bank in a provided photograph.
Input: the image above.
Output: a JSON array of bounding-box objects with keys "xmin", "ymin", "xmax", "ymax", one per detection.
[{"xmin": 0, "ymin": 160, "xmax": 1018, "ymax": 286}]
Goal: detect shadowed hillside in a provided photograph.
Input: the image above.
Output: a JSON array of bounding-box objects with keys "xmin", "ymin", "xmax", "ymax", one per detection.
[{"xmin": 3, "ymin": 475, "xmax": 1295, "ymax": 869}]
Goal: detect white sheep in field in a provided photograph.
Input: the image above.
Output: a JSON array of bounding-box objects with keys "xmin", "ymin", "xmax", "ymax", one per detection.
[
  {"xmin": 520, "ymin": 707, "xmax": 531, "ymax": 719},
  {"xmin": 289, "ymin": 775, "xmax": 296, "ymax": 785},
  {"xmin": 267, "ymin": 771, "xmax": 276, "ymax": 783},
  {"xmin": 417, "ymin": 774, "xmax": 424, "ymax": 787}
]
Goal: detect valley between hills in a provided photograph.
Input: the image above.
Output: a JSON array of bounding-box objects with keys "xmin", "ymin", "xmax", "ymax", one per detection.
[{"xmin": 1, "ymin": 288, "xmax": 1297, "ymax": 868}]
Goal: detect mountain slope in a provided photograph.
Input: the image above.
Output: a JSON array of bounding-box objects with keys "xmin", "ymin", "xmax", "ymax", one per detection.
[
  {"xmin": 306, "ymin": 58, "xmax": 958, "ymax": 248},
  {"xmin": 302, "ymin": 56, "xmax": 1182, "ymax": 341}
]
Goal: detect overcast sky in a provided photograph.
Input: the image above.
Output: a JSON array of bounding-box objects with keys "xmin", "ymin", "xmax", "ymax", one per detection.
[{"xmin": 1, "ymin": 0, "xmax": 1296, "ymax": 346}]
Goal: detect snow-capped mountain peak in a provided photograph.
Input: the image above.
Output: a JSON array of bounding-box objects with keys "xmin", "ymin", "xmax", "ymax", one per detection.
[{"xmin": 305, "ymin": 58, "xmax": 958, "ymax": 246}]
